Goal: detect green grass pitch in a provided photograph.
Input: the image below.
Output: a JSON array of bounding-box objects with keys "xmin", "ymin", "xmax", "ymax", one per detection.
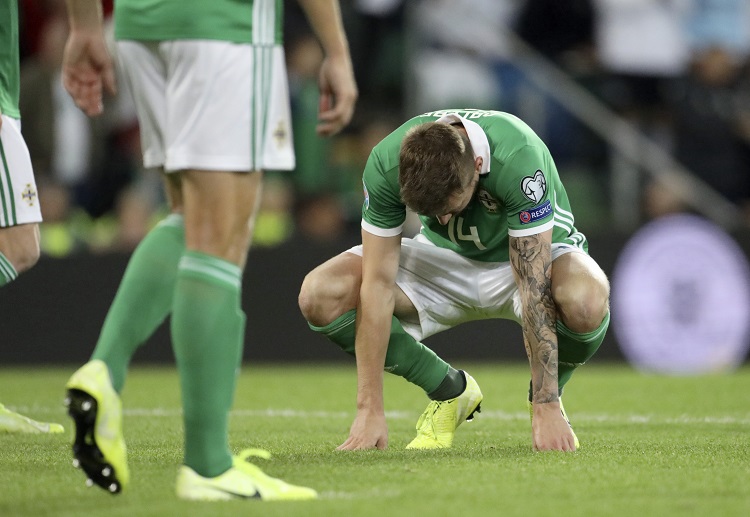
[{"xmin": 1, "ymin": 363, "xmax": 749, "ymax": 516}]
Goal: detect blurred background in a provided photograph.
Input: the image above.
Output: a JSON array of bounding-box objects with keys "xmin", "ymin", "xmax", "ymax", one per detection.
[{"xmin": 4, "ymin": 0, "xmax": 750, "ymax": 374}]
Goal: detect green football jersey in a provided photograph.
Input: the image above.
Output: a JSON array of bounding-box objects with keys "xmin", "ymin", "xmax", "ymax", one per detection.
[
  {"xmin": 361, "ymin": 109, "xmax": 588, "ymax": 263},
  {"xmin": 114, "ymin": 0, "xmax": 283, "ymax": 44},
  {"xmin": 0, "ymin": 0, "xmax": 20, "ymax": 119}
]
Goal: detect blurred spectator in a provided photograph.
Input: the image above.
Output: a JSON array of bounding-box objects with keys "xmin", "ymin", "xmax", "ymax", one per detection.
[
  {"xmin": 514, "ymin": 0, "xmax": 602, "ymax": 167},
  {"xmin": 287, "ymin": 32, "xmax": 333, "ymax": 195},
  {"xmin": 36, "ymin": 178, "xmax": 87, "ymax": 257},
  {"xmin": 407, "ymin": 0, "xmax": 522, "ymax": 114},
  {"xmin": 346, "ymin": 0, "xmax": 405, "ymax": 112},
  {"xmin": 20, "ymin": 13, "xmax": 139, "ymax": 221},
  {"xmin": 253, "ymin": 175, "xmax": 295, "ymax": 247},
  {"xmin": 662, "ymin": 47, "xmax": 750, "ymax": 219},
  {"xmin": 685, "ymin": 0, "xmax": 750, "ymax": 61},
  {"xmin": 516, "ymin": 0, "xmax": 596, "ymax": 70},
  {"xmin": 593, "ymin": 0, "xmax": 691, "ymax": 140}
]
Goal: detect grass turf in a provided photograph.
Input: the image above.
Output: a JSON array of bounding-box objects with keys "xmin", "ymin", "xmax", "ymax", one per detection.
[{"xmin": 1, "ymin": 363, "xmax": 749, "ymax": 516}]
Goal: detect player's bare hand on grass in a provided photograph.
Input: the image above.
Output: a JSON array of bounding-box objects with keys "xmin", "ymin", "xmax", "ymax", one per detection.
[
  {"xmin": 316, "ymin": 54, "xmax": 357, "ymax": 137},
  {"xmin": 62, "ymin": 30, "xmax": 116, "ymax": 117},
  {"xmin": 337, "ymin": 409, "xmax": 388, "ymax": 450},
  {"xmin": 532, "ymin": 402, "xmax": 577, "ymax": 452}
]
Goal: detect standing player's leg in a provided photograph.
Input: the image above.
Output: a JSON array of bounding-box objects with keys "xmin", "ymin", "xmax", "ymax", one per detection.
[
  {"xmin": 64, "ymin": 40, "xmax": 171, "ymax": 493},
  {"xmin": 160, "ymin": 39, "xmax": 314, "ymax": 501},
  {"xmin": 172, "ymin": 169, "xmax": 315, "ymax": 500},
  {"xmin": 88, "ymin": 174, "xmax": 185, "ymax": 393},
  {"xmin": 171, "ymin": 168, "xmax": 255, "ymax": 477},
  {"xmin": 1, "ymin": 115, "xmax": 63, "ymax": 434}
]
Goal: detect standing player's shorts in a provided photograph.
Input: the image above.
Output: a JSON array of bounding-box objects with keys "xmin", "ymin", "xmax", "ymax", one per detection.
[
  {"xmin": 346, "ymin": 234, "xmax": 583, "ymax": 341},
  {"xmin": 0, "ymin": 115, "xmax": 42, "ymax": 228},
  {"xmin": 116, "ymin": 39, "xmax": 294, "ymax": 173}
]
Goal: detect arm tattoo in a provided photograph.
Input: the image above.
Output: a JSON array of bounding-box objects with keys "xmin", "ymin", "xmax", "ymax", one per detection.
[{"xmin": 510, "ymin": 234, "xmax": 558, "ymax": 404}]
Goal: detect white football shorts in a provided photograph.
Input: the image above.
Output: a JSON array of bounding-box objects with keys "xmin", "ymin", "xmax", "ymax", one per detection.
[
  {"xmin": 0, "ymin": 115, "xmax": 42, "ymax": 227},
  {"xmin": 116, "ymin": 39, "xmax": 294, "ymax": 172},
  {"xmin": 346, "ymin": 233, "xmax": 582, "ymax": 341}
]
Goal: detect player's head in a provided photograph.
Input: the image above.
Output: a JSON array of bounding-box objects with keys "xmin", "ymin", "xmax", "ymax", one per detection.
[{"xmin": 399, "ymin": 122, "xmax": 480, "ymax": 224}]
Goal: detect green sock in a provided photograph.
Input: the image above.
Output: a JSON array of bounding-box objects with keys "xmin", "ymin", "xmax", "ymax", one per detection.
[
  {"xmin": 171, "ymin": 251, "xmax": 244, "ymax": 478},
  {"xmin": 91, "ymin": 214, "xmax": 185, "ymax": 393},
  {"xmin": 309, "ymin": 310, "xmax": 451, "ymax": 394},
  {"xmin": 0, "ymin": 252, "xmax": 18, "ymax": 287},
  {"xmin": 557, "ymin": 311, "xmax": 610, "ymax": 390},
  {"xmin": 528, "ymin": 311, "xmax": 610, "ymax": 401}
]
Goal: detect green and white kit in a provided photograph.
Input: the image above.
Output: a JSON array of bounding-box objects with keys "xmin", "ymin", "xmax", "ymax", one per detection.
[
  {"xmin": 361, "ymin": 109, "xmax": 588, "ymax": 261},
  {"xmin": 1, "ymin": 0, "xmax": 41, "ymax": 228},
  {"xmin": 114, "ymin": 0, "xmax": 293, "ymax": 172},
  {"xmin": 352, "ymin": 109, "xmax": 589, "ymax": 339}
]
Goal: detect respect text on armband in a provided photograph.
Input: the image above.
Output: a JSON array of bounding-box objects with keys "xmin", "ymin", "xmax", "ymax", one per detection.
[{"xmin": 519, "ymin": 200, "xmax": 552, "ymax": 224}]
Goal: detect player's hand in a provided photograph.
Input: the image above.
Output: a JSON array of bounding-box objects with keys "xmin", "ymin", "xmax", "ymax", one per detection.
[
  {"xmin": 531, "ymin": 401, "xmax": 577, "ymax": 452},
  {"xmin": 62, "ymin": 29, "xmax": 116, "ymax": 117},
  {"xmin": 336, "ymin": 408, "xmax": 388, "ymax": 451},
  {"xmin": 316, "ymin": 54, "xmax": 357, "ymax": 137}
]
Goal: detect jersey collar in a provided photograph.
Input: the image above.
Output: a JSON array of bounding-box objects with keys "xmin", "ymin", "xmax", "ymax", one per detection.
[{"xmin": 435, "ymin": 113, "xmax": 491, "ymax": 175}]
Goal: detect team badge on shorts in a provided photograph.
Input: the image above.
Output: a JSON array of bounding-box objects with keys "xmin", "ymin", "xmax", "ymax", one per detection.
[
  {"xmin": 477, "ymin": 188, "xmax": 499, "ymax": 213},
  {"xmin": 520, "ymin": 170, "xmax": 547, "ymax": 203},
  {"xmin": 273, "ymin": 120, "xmax": 289, "ymax": 148},
  {"xmin": 21, "ymin": 184, "xmax": 38, "ymax": 207}
]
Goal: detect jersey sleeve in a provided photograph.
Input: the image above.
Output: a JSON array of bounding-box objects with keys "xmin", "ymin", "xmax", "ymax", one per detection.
[
  {"xmin": 500, "ymin": 145, "xmax": 555, "ymax": 237},
  {"xmin": 360, "ymin": 152, "xmax": 407, "ymax": 237}
]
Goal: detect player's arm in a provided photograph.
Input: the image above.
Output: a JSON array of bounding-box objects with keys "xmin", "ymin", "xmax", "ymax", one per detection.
[
  {"xmin": 296, "ymin": 0, "xmax": 357, "ymax": 136},
  {"xmin": 337, "ymin": 229, "xmax": 401, "ymax": 451},
  {"xmin": 63, "ymin": 0, "xmax": 116, "ymax": 117},
  {"xmin": 509, "ymin": 228, "xmax": 576, "ymax": 452}
]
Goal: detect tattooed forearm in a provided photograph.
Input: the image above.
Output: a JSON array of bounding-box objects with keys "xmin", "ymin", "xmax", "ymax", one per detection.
[{"xmin": 510, "ymin": 232, "xmax": 558, "ymax": 404}]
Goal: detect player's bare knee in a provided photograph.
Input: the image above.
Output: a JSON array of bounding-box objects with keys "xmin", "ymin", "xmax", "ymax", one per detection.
[
  {"xmin": 300, "ymin": 263, "xmax": 360, "ymax": 326},
  {"xmin": 299, "ymin": 270, "xmax": 338, "ymax": 326},
  {"xmin": 298, "ymin": 273, "xmax": 321, "ymax": 323},
  {"xmin": 15, "ymin": 243, "xmax": 40, "ymax": 274},
  {"xmin": 554, "ymin": 283, "xmax": 609, "ymax": 333},
  {"xmin": 0, "ymin": 224, "xmax": 41, "ymax": 274}
]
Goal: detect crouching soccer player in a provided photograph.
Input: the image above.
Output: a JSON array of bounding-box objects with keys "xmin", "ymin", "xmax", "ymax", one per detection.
[{"xmin": 299, "ymin": 109, "xmax": 610, "ymax": 451}]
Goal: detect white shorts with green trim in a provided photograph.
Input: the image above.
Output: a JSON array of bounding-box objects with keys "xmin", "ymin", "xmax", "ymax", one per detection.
[
  {"xmin": 116, "ymin": 39, "xmax": 294, "ymax": 172},
  {"xmin": 346, "ymin": 233, "xmax": 583, "ymax": 341},
  {"xmin": 0, "ymin": 116, "xmax": 42, "ymax": 228}
]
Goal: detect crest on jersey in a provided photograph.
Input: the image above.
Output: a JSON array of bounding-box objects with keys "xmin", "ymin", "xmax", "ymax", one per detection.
[
  {"xmin": 477, "ymin": 188, "xmax": 499, "ymax": 213},
  {"xmin": 520, "ymin": 170, "xmax": 547, "ymax": 204}
]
